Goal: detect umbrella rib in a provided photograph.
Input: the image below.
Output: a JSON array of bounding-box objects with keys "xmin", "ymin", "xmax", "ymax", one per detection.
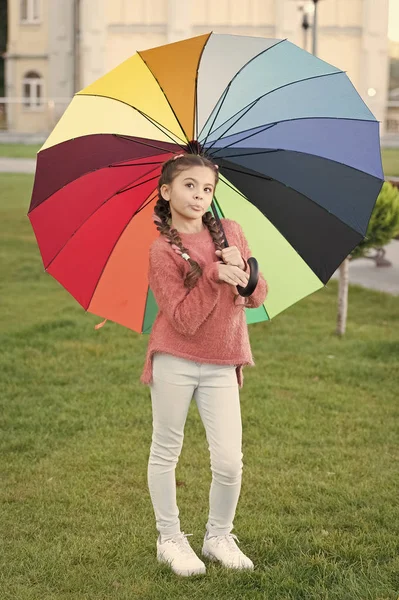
[
  {"xmin": 208, "ymin": 123, "xmax": 279, "ymax": 157},
  {"xmin": 214, "ymin": 147, "xmax": 385, "ymax": 181},
  {"xmin": 110, "ymin": 160, "xmax": 167, "ymax": 168},
  {"xmin": 115, "ymin": 173, "xmax": 160, "ymax": 195},
  {"xmin": 88, "ymin": 188, "xmax": 158, "ymax": 313},
  {"xmin": 221, "ymin": 164, "xmax": 274, "ymax": 182},
  {"xmin": 112, "ymin": 134, "xmax": 182, "ymax": 155},
  {"xmin": 207, "ymin": 116, "xmax": 381, "ymax": 159},
  {"xmin": 212, "ymin": 193, "xmax": 225, "ymax": 218},
  {"xmin": 194, "ymin": 32, "xmax": 213, "ymax": 142},
  {"xmin": 44, "ymin": 165, "xmax": 161, "ymax": 272},
  {"xmin": 205, "ymin": 70, "xmax": 344, "ymax": 151},
  {"xmin": 217, "ymin": 174, "xmax": 251, "ymax": 201},
  {"xmin": 198, "ymin": 38, "xmax": 286, "ymax": 143},
  {"xmin": 127, "ymin": 106, "xmax": 187, "ymax": 150},
  {"xmin": 215, "ymin": 149, "xmax": 281, "ymax": 159},
  {"xmin": 137, "ymin": 52, "xmax": 189, "ymax": 145},
  {"xmin": 219, "ymin": 160, "xmax": 374, "ymax": 238},
  {"xmin": 133, "ymin": 190, "xmax": 159, "ymax": 216},
  {"xmin": 30, "ymin": 148, "xmax": 173, "ymax": 213},
  {"xmin": 205, "ymin": 98, "xmax": 260, "ymax": 153},
  {"xmin": 78, "ymin": 92, "xmax": 188, "ymax": 149},
  {"xmin": 131, "ymin": 108, "xmax": 186, "ymax": 149},
  {"xmin": 203, "ymin": 70, "xmax": 344, "ymax": 151},
  {"xmin": 201, "ymin": 85, "xmax": 232, "ymax": 150}
]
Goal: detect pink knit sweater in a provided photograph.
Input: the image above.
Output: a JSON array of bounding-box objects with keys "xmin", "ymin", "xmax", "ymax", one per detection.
[{"xmin": 140, "ymin": 218, "xmax": 268, "ymax": 389}]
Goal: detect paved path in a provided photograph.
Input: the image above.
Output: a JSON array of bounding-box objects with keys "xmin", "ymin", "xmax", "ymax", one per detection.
[
  {"xmin": 331, "ymin": 240, "xmax": 399, "ymax": 296},
  {"xmin": 1, "ymin": 157, "xmax": 398, "ymax": 296},
  {"xmin": 0, "ymin": 157, "xmax": 36, "ymax": 173}
]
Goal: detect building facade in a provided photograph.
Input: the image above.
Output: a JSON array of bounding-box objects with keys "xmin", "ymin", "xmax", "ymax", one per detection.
[
  {"xmin": 5, "ymin": 0, "xmax": 76, "ymax": 132},
  {"xmin": 4, "ymin": 0, "xmax": 390, "ymax": 133}
]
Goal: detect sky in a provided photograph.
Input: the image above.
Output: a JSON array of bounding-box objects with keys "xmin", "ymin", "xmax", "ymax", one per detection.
[{"xmin": 389, "ymin": 0, "xmax": 399, "ymax": 42}]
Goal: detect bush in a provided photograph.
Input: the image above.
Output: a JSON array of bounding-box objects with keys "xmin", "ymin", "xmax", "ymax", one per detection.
[{"xmin": 351, "ymin": 181, "xmax": 399, "ymax": 260}]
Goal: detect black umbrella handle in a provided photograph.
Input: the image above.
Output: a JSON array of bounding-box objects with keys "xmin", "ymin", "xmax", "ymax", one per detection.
[
  {"xmin": 236, "ymin": 256, "xmax": 259, "ymax": 297},
  {"xmin": 210, "ymin": 200, "xmax": 259, "ymax": 298}
]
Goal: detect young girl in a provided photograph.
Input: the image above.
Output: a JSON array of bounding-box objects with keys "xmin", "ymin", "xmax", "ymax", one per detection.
[{"xmin": 140, "ymin": 153, "xmax": 268, "ymax": 577}]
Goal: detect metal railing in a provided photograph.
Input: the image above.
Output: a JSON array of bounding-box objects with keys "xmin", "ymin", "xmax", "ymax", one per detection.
[
  {"xmin": 0, "ymin": 97, "xmax": 72, "ymax": 132},
  {"xmin": 1, "ymin": 96, "xmax": 399, "ymax": 136}
]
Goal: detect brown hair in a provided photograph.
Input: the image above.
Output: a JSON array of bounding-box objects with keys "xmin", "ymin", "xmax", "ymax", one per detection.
[{"xmin": 153, "ymin": 153, "xmax": 248, "ymax": 308}]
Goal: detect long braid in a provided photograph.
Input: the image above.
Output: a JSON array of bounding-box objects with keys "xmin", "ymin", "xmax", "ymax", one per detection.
[
  {"xmin": 202, "ymin": 209, "xmax": 248, "ymax": 308},
  {"xmin": 153, "ymin": 195, "xmax": 228, "ymax": 289}
]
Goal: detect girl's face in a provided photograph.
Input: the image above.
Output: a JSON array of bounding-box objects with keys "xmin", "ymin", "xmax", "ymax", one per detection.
[{"xmin": 160, "ymin": 165, "xmax": 216, "ymax": 225}]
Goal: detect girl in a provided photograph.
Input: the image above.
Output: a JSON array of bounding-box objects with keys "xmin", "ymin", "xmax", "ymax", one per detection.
[{"xmin": 140, "ymin": 153, "xmax": 268, "ymax": 577}]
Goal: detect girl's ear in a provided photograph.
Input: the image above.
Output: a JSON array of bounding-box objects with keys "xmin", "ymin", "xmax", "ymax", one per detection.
[{"xmin": 160, "ymin": 183, "xmax": 170, "ymax": 201}]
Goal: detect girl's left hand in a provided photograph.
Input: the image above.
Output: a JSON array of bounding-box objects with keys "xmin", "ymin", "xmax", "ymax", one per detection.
[{"xmin": 215, "ymin": 246, "xmax": 246, "ymax": 270}]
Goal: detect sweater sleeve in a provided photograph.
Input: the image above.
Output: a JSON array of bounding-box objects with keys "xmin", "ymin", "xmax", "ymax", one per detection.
[
  {"xmin": 148, "ymin": 242, "xmax": 221, "ymax": 336},
  {"xmin": 235, "ymin": 221, "xmax": 268, "ymax": 309}
]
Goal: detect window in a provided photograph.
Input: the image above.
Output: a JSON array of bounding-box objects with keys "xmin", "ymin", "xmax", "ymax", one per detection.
[
  {"xmin": 22, "ymin": 71, "xmax": 43, "ymax": 109},
  {"xmin": 21, "ymin": 0, "xmax": 40, "ymax": 24}
]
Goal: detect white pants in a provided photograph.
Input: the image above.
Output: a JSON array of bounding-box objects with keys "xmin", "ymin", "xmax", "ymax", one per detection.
[{"xmin": 148, "ymin": 352, "xmax": 243, "ymax": 541}]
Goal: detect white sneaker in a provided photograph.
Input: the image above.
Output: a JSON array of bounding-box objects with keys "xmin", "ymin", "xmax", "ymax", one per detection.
[
  {"xmin": 202, "ymin": 532, "xmax": 254, "ymax": 570},
  {"xmin": 157, "ymin": 532, "xmax": 206, "ymax": 577}
]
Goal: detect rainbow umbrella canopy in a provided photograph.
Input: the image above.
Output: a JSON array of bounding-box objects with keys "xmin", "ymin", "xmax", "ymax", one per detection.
[{"xmin": 28, "ymin": 33, "xmax": 384, "ymax": 334}]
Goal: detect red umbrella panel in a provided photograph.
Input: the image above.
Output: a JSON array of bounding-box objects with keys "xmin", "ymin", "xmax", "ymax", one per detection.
[{"xmin": 29, "ymin": 138, "xmax": 179, "ymax": 332}]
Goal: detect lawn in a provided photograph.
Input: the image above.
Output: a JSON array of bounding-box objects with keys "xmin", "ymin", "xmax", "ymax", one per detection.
[
  {"xmin": 1, "ymin": 173, "xmax": 399, "ymax": 599},
  {"xmin": 381, "ymin": 149, "xmax": 399, "ymax": 177},
  {"xmin": 0, "ymin": 143, "xmax": 42, "ymax": 158},
  {"xmin": 0, "ymin": 144, "xmax": 399, "ymax": 176}
]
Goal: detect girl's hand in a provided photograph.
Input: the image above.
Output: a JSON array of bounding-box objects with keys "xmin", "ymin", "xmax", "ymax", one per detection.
[
  {"xmin": 217, "ymin": 263, "xmax": 250, "ymax": 288},
  {"xmin": 215, "ymin": 246, "xmax": 246, "ymax": 270}
]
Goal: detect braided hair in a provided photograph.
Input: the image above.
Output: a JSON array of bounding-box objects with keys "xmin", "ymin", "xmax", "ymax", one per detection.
[{"xmin": 153, "ymin": 153, "xmax": 248, "ymax": 307}]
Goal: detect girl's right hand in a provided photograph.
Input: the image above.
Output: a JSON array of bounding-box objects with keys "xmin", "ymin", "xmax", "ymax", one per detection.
[{"xmin": 217, "ymin": 263, "xmax": 250, "ymax": 288}]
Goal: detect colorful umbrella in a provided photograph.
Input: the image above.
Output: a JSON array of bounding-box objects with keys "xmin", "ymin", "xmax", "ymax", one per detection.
[{"xmin": 28, "ymin": 33, "xmax": 384, "ymax": 333}]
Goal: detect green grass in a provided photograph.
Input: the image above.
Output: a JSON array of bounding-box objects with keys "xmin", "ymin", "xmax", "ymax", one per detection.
[
  {"xmin": 0, "ymin": 143, "xmax": 41, "ymax": 158},
  {"xmin": 0, "ymin": 145, "xmax": 398, "ymax": 176},
  {"xmin": 1, "ymin": 173, "xmax": 399, "ymax": 599},
  {"xmin": 381, "ymin": 149, "xmax": 399, "ymax": 177}
]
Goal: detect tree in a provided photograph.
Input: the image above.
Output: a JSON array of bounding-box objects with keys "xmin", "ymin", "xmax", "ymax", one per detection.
[
  {"xmin": 351, "ymin": 182, "xmax": 399, "ymax": 260},
  {"xmin": 336, "ymin": 181, "xmax": 399, "ymax": 336}
]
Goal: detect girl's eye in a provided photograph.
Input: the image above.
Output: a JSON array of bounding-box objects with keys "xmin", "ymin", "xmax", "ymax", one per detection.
[{"xmin": 185, "ymin": 183, "xmax": 213, "ymax": 192}]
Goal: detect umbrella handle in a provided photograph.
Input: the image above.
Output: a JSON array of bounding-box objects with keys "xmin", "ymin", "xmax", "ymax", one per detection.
[
  {"xmin": 207, "ymin": 200, "xmax": 259, "ymax": 298},
  {"xmin": 236, "ymin": 257, "xmax": 259, "ymax": 297}
]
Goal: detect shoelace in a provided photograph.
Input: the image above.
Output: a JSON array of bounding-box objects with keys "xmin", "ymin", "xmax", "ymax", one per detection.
[
  {"xmin": 210, "ymin": 533, "xmax": 242, "ymax": 556},
  {"xmin": 163, "ymin": 532, "xmax": 194, "ymax": 556}
]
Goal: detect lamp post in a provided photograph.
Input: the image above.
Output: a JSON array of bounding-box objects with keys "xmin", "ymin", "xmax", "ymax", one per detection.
[
  {"xmin": 298, "ymin": 1, "xmax": 320, "ymax": 56},
  {"xmin": 312, "ymin": 0, "xmax": 319, "ymax": 56},
  {"xmin": 301, "ymin": 10, "xmax": 311, "ymax": 51}
]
